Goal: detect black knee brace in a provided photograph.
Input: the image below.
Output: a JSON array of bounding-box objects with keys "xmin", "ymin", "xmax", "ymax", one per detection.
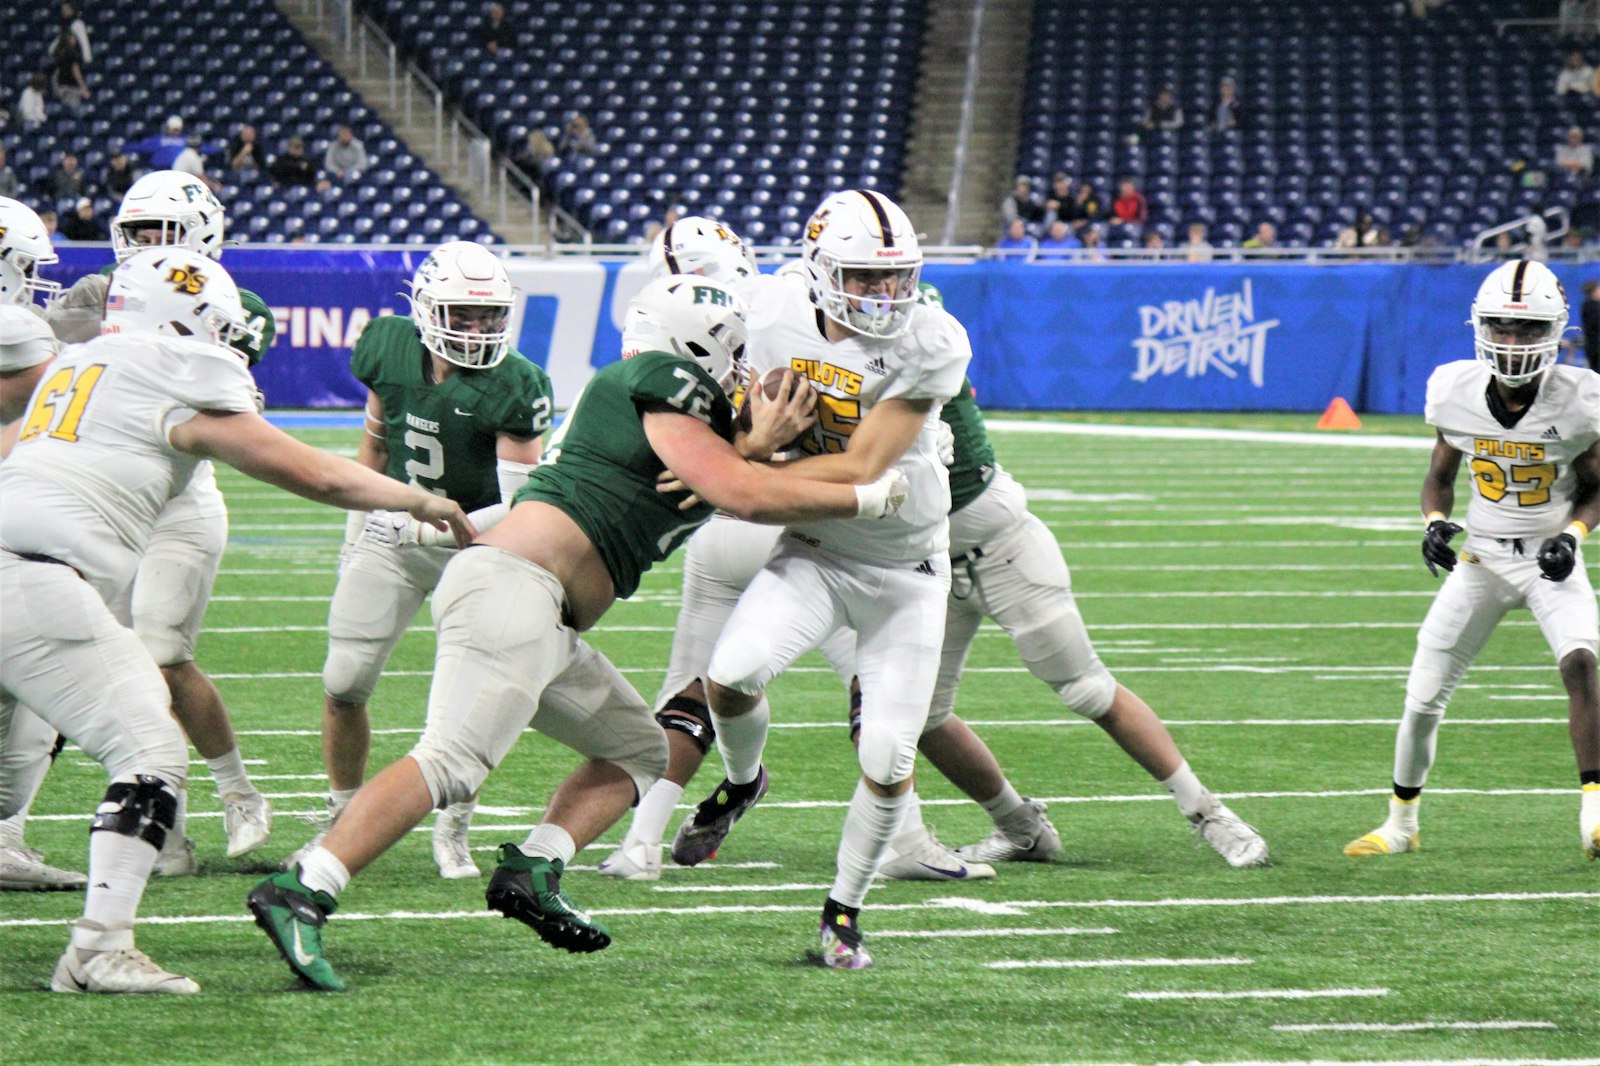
[
  {"xmin": 847, "ymin": 676, "xmax": 863, "ymax": 742},
  {"xmin": 656, "ymin": 694, "xmax": 715, "ymax": 755},
  {"xmin": 48, "ymin": 732, "xmax": 67, "ymax": 761},
  {"xmin": 90, "ymin": 775, "xmax": 178, "ymax": 851}
]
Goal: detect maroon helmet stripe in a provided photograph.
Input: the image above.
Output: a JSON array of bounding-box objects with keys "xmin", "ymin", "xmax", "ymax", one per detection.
[
  {"xmin": 1510, "ymin": 260, "xmax": 1530, "ymax": 302},
  {"xmin": 857, "ymin": 189, "xmax": 895, "ymax": 248},
  {"xmin": 661, "ymin": 221, "xmax": 680, "ymax": 274}
]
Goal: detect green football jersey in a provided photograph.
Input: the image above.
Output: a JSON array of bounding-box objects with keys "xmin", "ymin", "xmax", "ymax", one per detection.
[
  {"xmin": 97, "ymin": 260, "xmax": 273, "ymax": 365},
  {"xmin": 352, "ymin": 315, "xmax": 555, "ymax": 512},
  {"xmin": 943, "ymin": 378, "xmax": 997, "ymax": 513},
  {"xmin": 516, "ymin": 351, "xmax": 735, "ymax": 599}
]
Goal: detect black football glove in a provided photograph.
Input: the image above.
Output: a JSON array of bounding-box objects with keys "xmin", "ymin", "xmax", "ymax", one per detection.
[
  {"xmin": 1537, "ymin": 532, "xmax": 1578, "ymax": 582},
  {"xmin": 1421, "ymin": 519, "xmax": 1464, "ymax": 577}
]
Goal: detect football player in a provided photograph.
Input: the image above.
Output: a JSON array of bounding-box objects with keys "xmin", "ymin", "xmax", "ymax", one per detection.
[
  {"xmin": 676, "ymin": 190, "xmax": 971, "ymax": 970},
  {"xmin": 283, "ymin": 240, "xmax": 553, "ymax": 881},
  {"xmin": 1346, "ymin": 260, "xmax": 1600, "ymax": 860},
  {"xmin": 245, "ymin": 275, "xmax": 910, "ymax": 992},
  {"xmin": 0, "ymin": 247, "xmax": 471, "ymax": 994},
  {"xmin": 41, "ymin": 171, "xmax": 279, "ymax": 871}
]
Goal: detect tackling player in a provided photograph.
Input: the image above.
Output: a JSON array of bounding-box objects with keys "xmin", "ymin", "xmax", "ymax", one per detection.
[
  {"xmin": 0, "ymin": 248, "xmax": 470, "ymax": 994},
  {"xmin": 245, "ymin": 274, "xmax": 910, "ymax": 992},
  {"xmin": 1346, "ymin": 260, "xmax": 1600, "ymax": 860},
  {"xmin": 283, "ymin": 240, "xmax": 553, "ymax": 881}
]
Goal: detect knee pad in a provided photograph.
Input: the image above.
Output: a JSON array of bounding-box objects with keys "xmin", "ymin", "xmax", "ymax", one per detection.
[
  {"xmin": 1013, "ymin": 608, "xmax": 1117, "ymax": 719},
  {"xmin": 409, "ymin": 741, "xmax": 492, "ymax": 809},
  {"xmin": 706, "ymin": 630, "xmax": 776, "ymax": 697},
  {"xmin": 656, "ymin": 693, "xmax": 716, "ymax": 755},
  {"xmin": 322, "ymin": 642, "xmax": 385, "ymax": 705},
  {"xmin": 1404, "ymin": 643, "xmax": 1472, "ymax": 717},
  {"xmin": 90, "ymin": 774, "xmax": 179, "ymax": 851},
  {"xmin": 856, "ymin": 718, "xmax": 917, "ymax": 786},
  {"xmin": 1053, "ymin": 668, "xmax": 1117, "ymax": 720}
]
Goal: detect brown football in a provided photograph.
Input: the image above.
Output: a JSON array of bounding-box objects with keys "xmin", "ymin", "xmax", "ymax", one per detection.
[{"xmin": 737, "ymin": 368, "xmax": 818, "ymax": 448}]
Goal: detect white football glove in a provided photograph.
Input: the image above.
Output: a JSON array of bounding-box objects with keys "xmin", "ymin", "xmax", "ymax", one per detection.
[
  {"xmin": 854, "ymin": 468, "xmax": 910, "ymax": 519},
  {"xmin": 934, "ymin": 420, "xmax": 955, "ymax": 466},
  {"xmin": 362, "ymin": 509, "xmax": 418, "ymax": 548}
]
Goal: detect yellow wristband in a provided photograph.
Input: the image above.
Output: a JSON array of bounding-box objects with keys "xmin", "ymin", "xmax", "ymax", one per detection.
[
  {"xmin": 1566, "ymin": 520, "xmax": 1589, "ymax": 543},
  {"xmin": 1425, "ymin": 511, "xmax": 1446, "ymax": 527}
]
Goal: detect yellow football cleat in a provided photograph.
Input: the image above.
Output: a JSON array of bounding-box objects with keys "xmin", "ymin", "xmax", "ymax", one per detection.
[{"xmin": 1343, "ymin": 828, "xmax": 1419, "ymax": 857}]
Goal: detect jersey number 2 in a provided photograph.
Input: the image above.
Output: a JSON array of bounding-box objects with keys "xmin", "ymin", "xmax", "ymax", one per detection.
[
  {"xmin": 17, "ymin": 364, "xmax": 108, "ymax": 444},
  {"xmin": 404, "ymin": 428, "xmax": 446, "ymax": 493}
]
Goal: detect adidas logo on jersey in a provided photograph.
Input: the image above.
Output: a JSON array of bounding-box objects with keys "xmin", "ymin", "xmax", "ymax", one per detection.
[
  {"xmin": 1539, "ymin": 425, "xmax": 1561, "ymax": 441},
  {"xmin": 913, "ymin": 560, "xmax": 937, "ymax": 577},
  {"xmin": 864, "ymin": 357, "xmax": 889, "ymax": 376}
]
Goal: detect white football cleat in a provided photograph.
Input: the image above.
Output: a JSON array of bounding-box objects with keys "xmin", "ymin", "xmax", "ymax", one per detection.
[
  {"xmin": 432, "ymin": 801, "xmax": 481, "ymax": 880},
  {"xmin": 596, "ymin": 835, "xmax": 662, "ymax": 881},
  {"xmin": 1189, "ymin": 793, "xmax": 1269, "ymax": 868},
  {"xmin": 153, "ymin": 835, "xmax": 198, "ymax": 877},
  {"xmin": 956, "ymin": 798, "xmax": 1063, "ymax": 864},
  {"xmin": 0, "ymin": 842, "xmax": 88, "ymax": 891},
  {"xmin": 223, "ymin": 791, "xmax": 272, "ymax": 859},
  {"xmin": 1580, "ymin": 789, "xmax": 1600, "ymax": 861},
  {"xmin": 51, "ymin": 922, "xmax": 199, "ymax": 995},
  {"xmin": 879, "ymin": 823, "xmax": 995, "ymax": 881},
  {"xmin": 1343, "ymin": 822, "xmax": 1419, "ymax": 858}
]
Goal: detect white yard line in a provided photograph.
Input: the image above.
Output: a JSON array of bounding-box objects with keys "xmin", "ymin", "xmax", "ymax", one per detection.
[
  {"xmin": 988, "ymin": 957, "xmax": 1251, "ymax": 969},
  {"xmin": 1271, "ymin": 1021, "xmax": 1557, "ymax": 1033},
  {"xmin": 1127, "ymin": 988, "xmax": 1388, "ymax": 1001},
  {"xmin": 871, "ymin": 926, "xmax": 1118, "ymax": 938}
]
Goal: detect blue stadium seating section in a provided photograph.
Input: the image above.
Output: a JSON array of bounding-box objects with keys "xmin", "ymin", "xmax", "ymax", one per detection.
[
  {"xmin": 3, "ymin": 0, "xmax": 494, "ymax": 245},
  {"xmin": 357, "ymin": 0, "xmax": 926, "ymax": 244},
  {"xmin": 1020, "ymin": 0, "xmax": 1600, "ymax": 248}
]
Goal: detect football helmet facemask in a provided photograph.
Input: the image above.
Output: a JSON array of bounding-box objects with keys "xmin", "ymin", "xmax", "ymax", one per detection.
[
  {"xmin": 801, "ymin": 189, "xmax": 922, "ymax": 339},
  {"xmin": 0, "ymin": 197, "xmax": 62, "ymax": 306},
  {"xmin": 1470, "ymin": 259, "xmax": 1568, "ymax": 387},
  {"xmin": 621, "ymin": 274, "xmax": 748, "ymax": 394},
  {"xmin": 111, "ymin": 171, "xmax": 227, "ymax": 263},
  {"xmin": 408, "ymin": 240, "xmax": 514, "ymax": 369},
  {"xmin": 102, "ymin": 247, "xmax": 252, "ymax": 350},
  {"xmin": 647, "ymin": 216, "xmax": 757, "ymax": 284}
]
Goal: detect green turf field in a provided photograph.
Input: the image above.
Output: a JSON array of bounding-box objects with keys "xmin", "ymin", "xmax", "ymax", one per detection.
[{"xmin": 5, "ymin": 414, "xmax": 1598, "ymax": 1066}]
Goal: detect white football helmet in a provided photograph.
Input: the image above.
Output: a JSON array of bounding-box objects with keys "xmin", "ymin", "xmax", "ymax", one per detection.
[
  {"xmin": 801, "ymin": 189, "xmax": 923, "ymax": 338},
  {"xmin": 647, "ymin": 216, "xmax": 757, "ymax": 284},
  {"xmin": 0, "ymin": 197, "xmax": 62, "ymax": 306},
  {"xmin": 111, "ymin": 171, "xmax": 227, "ymax": 263},
  {"xmin": 1470, "ymin": 259, "xmax": 1569, "ymax": 387},
  {"xmin": 621, "ymin": 274, "xmax": 747, "ymax": 393},
  {"xmin": 408, "ymin": 240, "xmax": 514, "ymax": 369},
  {"xmin": 103, "ymin": 247, "xmax": 251, "ymax": 349}
]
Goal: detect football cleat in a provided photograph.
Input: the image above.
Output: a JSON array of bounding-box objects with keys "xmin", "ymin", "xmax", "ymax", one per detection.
[
  {"xmin": 596, "ymin": 835, "xmax": 662, "ymax": 882},
  {"xmin": 955, "ymin": 798, "xmax": 1063, "ymax": 864},
  {"xmin": 432, "ymin": 802, "xmax": 481, "ymax": 880},
  {"xmin": 879, "ymin": 824, "xmax": 996, "ymax": 882},
  {"xmin": 818, "ymin": 908, "xmax": 872, "ymax": 971},
  {"xmin": 1580, "ymin": 786, "xmax": 1599, "ymax": 861},
  {"xmin": 153, "ymin": 835, "xmax": 198, "ymax": 877},
  {"xmin": 1189, "ymin": 793, "xmax": 1269, "ymax": 868},
  {"xmin": 51, "ymin": 921, "xmax": 198, "ymax": 995},
  {"xmin": 1343, "ymin": 824, "xmax": 1420, "ymax": 858},
  {"xmin": 671, "ymin": 766, "xmax": 769, "ymax": 867},
  {"xmin": 223, "ymin": 791, "xmax": 273, "ymax": 859},
  {"xmin": 246, "ymin": 869, "xmax": 345, "ymax": 992},
  {"xmin": 485, "ymin": 844, "xmax": 610, "ymax": 953},
  {"xmin": 0, "ymin": 842, "xmax": 88, "ymax": 891}
]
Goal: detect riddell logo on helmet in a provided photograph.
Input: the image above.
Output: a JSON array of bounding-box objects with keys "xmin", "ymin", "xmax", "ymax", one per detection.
[
  {"xmin": 466, "ymin": 289, "xmax": 495, "ymax": 297},
  {"xmin": 875, "ymin": 249, "xmax": 905, "ymax": 258}
]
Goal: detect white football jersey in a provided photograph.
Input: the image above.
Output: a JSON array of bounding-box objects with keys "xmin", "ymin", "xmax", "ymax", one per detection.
[
  {"xmin": 744, "ymin": 272, "xmax": 972, "ymax": 564},
  {"xmin": 1425, "ymin": 360, "xmax": 1600, "ymax": 540},
  {"xmin": 0, "ymin": 332, "xmax": 256, "ymax": 605},
  {"xmin": 0, "ymin": 303, "xmax": 56, "ymax": 372}
]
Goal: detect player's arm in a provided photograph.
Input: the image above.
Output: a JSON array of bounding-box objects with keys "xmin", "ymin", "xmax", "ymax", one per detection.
[
  {"xmin": 643, "ymin": 407, "xmax": 903, "ymax": 523},
  {"xmin": 168, "ymin": 410, "xmax": 475, "ymax": 545},
  {"xmin": 773, "ymin": 396, "xmax": 935, "ymax": 483},
  {"xmin": 1537, "ymin": 441, "xmax": 1600, "ymax": 582},
  {"xmin": 1420, "ymin": 432, "xmax": 1465, "ymax": 577},
  {"xmin": 357, "ymin": 389, "xmax": 389, "ymax": 471}
]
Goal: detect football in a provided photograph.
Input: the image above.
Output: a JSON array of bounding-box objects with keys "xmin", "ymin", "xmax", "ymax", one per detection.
[{"xmin": 737, "ymin": 368, "xmax": 818, "ymax": 449}]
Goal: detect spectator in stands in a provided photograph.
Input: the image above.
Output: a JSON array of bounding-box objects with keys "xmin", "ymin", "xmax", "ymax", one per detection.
[
  {"xmin": 45, "ymin": 151, "xmax": 88, "ymax": 202},
  {"xmin": 1041, "ymin": 171, "xmax": 1075, "ymax": 228},
  {"xmin": 57, "ymin": 2, "xmax": 92, "ymax": 65},
  {"xmin": 0, "ymin": 146, "xmax": 18, "ymax": 199},
  {"xmin": 1183, "ymin": 221, "xmax": 1214, "ymax": 262},
  {"xmin": 1208, "ymin": 76, "xmax": 1243, "ymax": 133},
  {"xmin": 511, "ymin": 128, "xmax": 556, "ymax": 196},
  {"xmin": 478, "ymin": 3, "xmax": 516, "ymax": 55},
  {"xmin": 1111, "ymin": 178, "xmax": 1148, "ymax": 226},
  {"xmin": 125, "ymin": 115, "xmax": 190, "ymax": 170},
  {"xmin": 103, "ymin": 145, "xmax": 135, "ymax": 198},
  {"xmin": 558, "ymin": 113, "xmax": 596, "ymax": 157},
  {"xmin": 1581, "ymin": 280, "xmax": 1600, "ymax": 374},
  {"xmin": 1069, "ymin": 180, "xmax": 1101, "ymax": 231},
  {"xmin": 996, "ymin": 218, "xmax": 1036, "ymax": 256},
  {"xmin": 228, "ymin": 124, "xmax": 268, "ymax": 176},
  {"xmin": 1001, "ymin": 175, "xmax": 1045, "ymax": 230},
  {"xmin": 323, "ymin": 125, "xmax": 369, "ymax": 181},
  {"xmin": 1242, "ymin": 221, "xmax": 1277, "ymax": 249},
  {"xmin": 49, "ymin": 26, "xmax": 89, "ymax": 110},
  {"xmin": 1142, "ymin": 230, "xmax": 1167, "ymax": 257},
  {"xmin": 1080, "ymin": 223, "xmax": 1107, "ymax": 262},
  {"xmin": 39, "ymin": 209, "xmax": 64, "ymax": 244},
  {"xmin": 1139, "ymin": 86, "xmax": 1184, "ymax": 132},
  {"xmin": 174, "ymin": 134, "xmax": 220, "ymax": 191},
  {"xmin": 1555, "ymin": 126, "xmax": 1594, "ymax": 178},
  {"xmin": 18, "ymin": 73, "xmax": 49, "ymax": 129},
  {"xmin": 1034, "ymin": 219, "xmax": 1082, "ymax": 261},
  {"xmin": 58, "ymin": 196, "xmax": 105, "ymax": 241},
  {"xmin": 1337, "ymin": 211, "xmax": 1386, "ymax": 248},
  {"xmin": 1556, "ymin": 51, "xmax": 1596, "ymax": 97},
  {"xmin": 270, "ymin": 137, "xmax": 328, "ymax": 190}
]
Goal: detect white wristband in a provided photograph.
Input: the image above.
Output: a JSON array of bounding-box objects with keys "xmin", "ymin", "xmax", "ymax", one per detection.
[{"xmin": 497, "ymin": 458, "xmax": 536, "ymax": 505}]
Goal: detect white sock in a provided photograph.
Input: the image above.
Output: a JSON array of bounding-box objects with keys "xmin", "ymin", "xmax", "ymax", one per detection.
[
  {"xmin": 630, "ymin": 779, "xmax": 684, "ymax": 848},
  {"xmin": 0, "ymin": 811, "xmax": 25, "ymax": 848},
  {"xmin": 71, "ymin": 917, "xmax": 135, "ymax": 953},
  {"xmin": 1387, "ymin": 794, "xmax": 1421, "ymax": 832},
  {"xmin": 1159, "ymin": 761, "xmax": 1208, "ymax": 818},
  {"xmin": 297, "ymin": 846, "xmax": 351, "ymax": 898},
  {"xmin": 82, "ymin": 831, "xmax": 157, "ymax": 931},
  {"xmin": 1582, "ymin": 785, "xmax": 1600, "ymax": 833},
  {"xmin": 889, "ymin": 790, "xmax": 926, "ymax": 850},
  {"xmin": 711, "ymin": 695, "xmax": 770, "ymax": 786},
  {"xmin": 204, "ymin": 748, "xmax": 254, "ymax": 798},
  {"xmin": 980, "ymin": 781, "xmax": 1025, "ymax": 825},
  {"xmin": 329, "ymin": 787, "xmax": 359, "ymax": 815},
  {"xmin": 830, "ymin": 781, "xmax": 910, "ymax": 909},
  {"xmin": 522, "ymin": 823, "xmax": 576, "ymax": 865},
  {"xmin": 440, "ymin": 798, "xmax": 476, "ymax": 822}
]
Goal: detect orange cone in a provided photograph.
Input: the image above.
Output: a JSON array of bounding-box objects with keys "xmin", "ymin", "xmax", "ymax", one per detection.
[{"xmin": 1316, "ymin": 397, "xmax": 1362, "ymax": 430}]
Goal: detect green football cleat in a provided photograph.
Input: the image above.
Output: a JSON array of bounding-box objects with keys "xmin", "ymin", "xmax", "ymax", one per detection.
[
  {"xmin": 485, "ymin": 844, "xmax": 611, "ymax": 953},
  {"xmin": 246, "ymin": 869, "xmax": 345, "ymax": 992}
]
